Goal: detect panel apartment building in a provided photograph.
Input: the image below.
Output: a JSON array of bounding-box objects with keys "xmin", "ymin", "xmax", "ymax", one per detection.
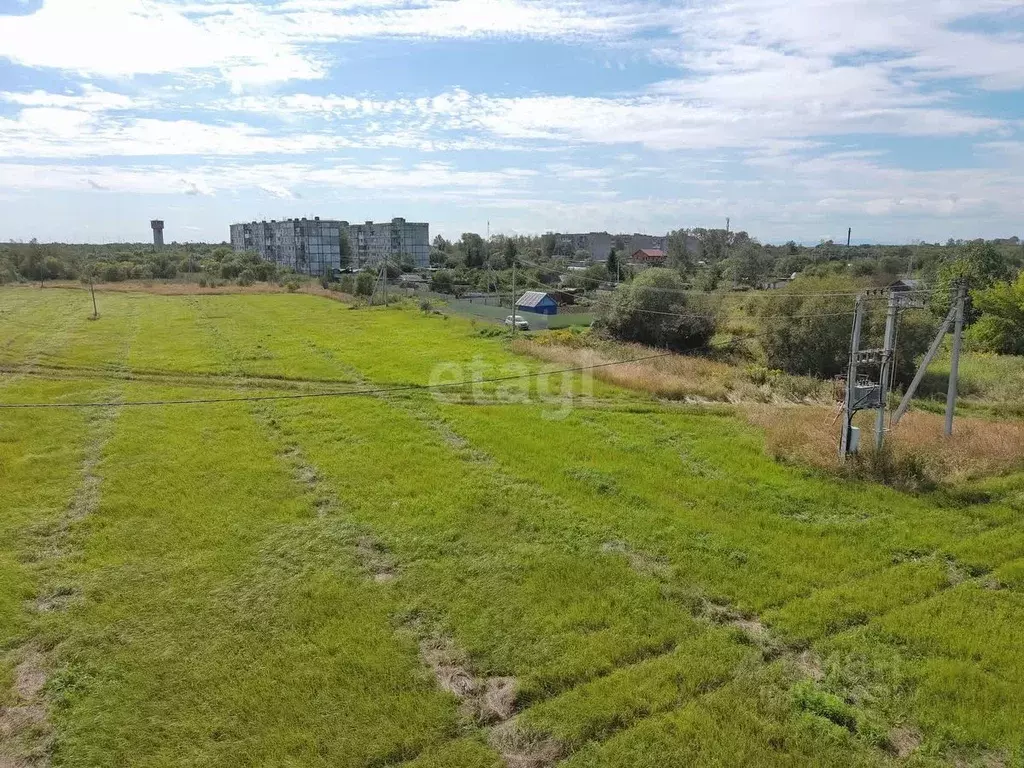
[{"xmin": 230, "ymin": 217, "xmax": 429, "ymax": 275}]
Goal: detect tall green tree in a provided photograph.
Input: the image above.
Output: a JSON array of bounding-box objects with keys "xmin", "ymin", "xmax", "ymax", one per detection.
[
  {"xmin": 666, "ymin": 229, "xmax": 695, "ymax": 273},
  {"xmin": 970, "ymin": 274, "xmax": 1024, "ymax": 355},
  {"xmin": 503, "ymin": 237, "xmax": 518, "ymax": 269},
  {"xmin": 729, "ymin": 242, "xmax": 770, "ymax": 287},
  {"xmin": 606, "ymin": 248, "xmax": 619, "ymax": 279},
  {"xmin": 934, "ymin": 240, "xmax": 1009, "ymax": 321},
  {"xmin": 460, "ymin": 233, "xmax": 486, "ymax": 268}
]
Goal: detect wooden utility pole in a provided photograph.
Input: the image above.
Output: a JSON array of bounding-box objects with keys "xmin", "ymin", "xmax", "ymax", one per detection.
[
  {"xmin": 944, "ymin": 281, "xmax": 967, "ymax": 436},
  {"xmin": 89, "ymin": 277, "xmax": 98, "ymax": 319},
  {"xmin": 875, "ymin": 291, "xmax": 899, "ymax": 450},
  {"xmin": 840, "ymin": 295, "xmax": 865, "ymax": 459}
]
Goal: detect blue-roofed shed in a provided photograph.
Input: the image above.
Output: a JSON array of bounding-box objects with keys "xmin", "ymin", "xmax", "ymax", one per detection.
[{"xmin": 516, "ymin": 291, "xmax": 558, "ymax": 315}]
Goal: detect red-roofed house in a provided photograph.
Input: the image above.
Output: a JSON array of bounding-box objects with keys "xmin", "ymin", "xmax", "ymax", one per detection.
[{"xmin": 631, "ymin": 248, "xmax": 666, "ymax": 265}]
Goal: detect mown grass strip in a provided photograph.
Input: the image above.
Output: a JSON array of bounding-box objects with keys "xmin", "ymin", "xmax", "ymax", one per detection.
[
  {"xmin": 264, "ymin": 393, "xmax": 705, "ymax": 704},
  {"xmin": 517, "ymin": 630, "xmax": 753, "ymax": 752},
  {"xmin": 764, "ymin": 558, "xmax": 952, "ymax": 644},
  {"xmin": 42, "ymin": 384, "xmax": 462, "ymax": 767},
  {"xmin": 0, "ymin": 379, "xmax": 96, "ymax": 766},
  {"xmin": 560, "ymin": 664, "xmax": 886, "ymax": 768}
]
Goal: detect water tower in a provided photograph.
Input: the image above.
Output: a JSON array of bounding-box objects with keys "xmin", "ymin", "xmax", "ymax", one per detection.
[{"xmin": 151, "ymin": 220, "xmax": 164, "ymax": 249}]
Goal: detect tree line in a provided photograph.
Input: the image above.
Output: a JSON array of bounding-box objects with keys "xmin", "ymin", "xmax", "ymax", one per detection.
[{"xmin": 596, "ymin": 239, "xmax": 1024, "ymax": 382}]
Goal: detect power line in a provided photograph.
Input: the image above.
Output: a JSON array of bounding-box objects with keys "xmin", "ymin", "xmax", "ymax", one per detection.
[
  {"xmin": 514, "ymin": 257, "xmax": 934, "ymax": 298},
  {"xmin": 0, "ymin": 352, "xmax": 678, "ymax": 410},
  {"xmin": 512, "ymin": 272, "xmax": 864, "ymax": 321},
  {"xmin": 0, "ymin": 330, "xmax": 771, "ymax": 411}
]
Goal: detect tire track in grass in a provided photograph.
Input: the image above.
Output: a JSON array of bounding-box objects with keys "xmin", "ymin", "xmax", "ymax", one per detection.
[
  {"xmin": 250, "ymin": 399, "xmax": 559, "ymax": 768},
  {"xmin": 381, "ymin": 399, "xmax": 758, "ymax": 767},
  {"xmin": 560, "ymin": 538, "xmax": 930, "ymax": 762},
  {"xmin": 254, "ymin": 392, "xmax": 710, "ymax": 767},
  {"xmin": 0, "ymin": 361, "xmax": 361, "ymax": 392},
  {"xmin": 0, "ymin": 393, "xmax": 121, "ymax": 768},
  {"xmin": 381, "ymin": 400, "xmax": 809, "ymax": 763},
  {"xmin": 0, "ymin": 298, "xmax": 138, "ymax": 768}
]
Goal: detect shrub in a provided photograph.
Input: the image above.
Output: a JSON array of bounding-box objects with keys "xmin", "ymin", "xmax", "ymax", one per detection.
[
  {"xmin": 757, "ymin": 276, "xmax": 931, "ymax": 383},
  {"xmin": 285, "ymin": 280, "xmax": 300, "ymax": 292},
  {"xmin": 757, "ymin": 277, "xmax": 855, "ymax": 378},
  {"xmin": 847, "ymin": 445, "xmax": 933, "ymax": 493},
  {"xmin": 744, "ymin": 364, "xmax": 780, "ymax": 386},
  {"xmin": 419, "ymin": 299, "xmax": 432, "ymax": 312},
  {"xmin": 237, "ymin": 269, "xmax": 255, "ymax": 287},
  {"xmin": 597, "ymin": 268, "xmax": 717, "ymax": 352},
  {"xmin": 430, "ymin": 269, "xmax": 455, "ymax": 294},
  {"xmin": 970, "ymin": 273, "xmax": 1024, "ymax": 355},
  {"xmin": 355, "ymin": 272, "xmax": 375, "ymax": 297}
]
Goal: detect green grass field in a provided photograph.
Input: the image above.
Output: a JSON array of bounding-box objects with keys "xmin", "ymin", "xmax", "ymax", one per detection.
[{"xmin": 2, "ymin": 286, "xmax": 1023, "ymax": 768}]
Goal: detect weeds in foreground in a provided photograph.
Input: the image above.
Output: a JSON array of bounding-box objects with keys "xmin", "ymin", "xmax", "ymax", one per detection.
[{"xmin": 746, "ymin": 405, "xmax": 1024, "ymax": 489}]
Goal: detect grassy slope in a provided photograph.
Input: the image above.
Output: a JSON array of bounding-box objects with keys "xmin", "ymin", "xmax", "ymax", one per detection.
[{"xmin": 1, "ymin": 286, "xmax": 1022, "ymax": 767}]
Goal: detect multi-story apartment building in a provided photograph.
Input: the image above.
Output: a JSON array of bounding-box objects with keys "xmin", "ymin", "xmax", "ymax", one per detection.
[
  {"xmin": 229, "ymin": 218, "xmax": 346, "ymax": 276},
  {"xmin": 555, "ymin": 231, "xmax": 614, "ymax": 262},
  {"xmin": 229, "ymin": 217, "xmax": 430, "ymax": 275},
  {"xmin": 350, "ymin": 218, "xmax": 429, "ymax": 269}
]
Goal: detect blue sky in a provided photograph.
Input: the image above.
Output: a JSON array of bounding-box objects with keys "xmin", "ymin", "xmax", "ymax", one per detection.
[{"xmin": 0, "ymin": 0, "xmax": 1022, "ymax": 245}]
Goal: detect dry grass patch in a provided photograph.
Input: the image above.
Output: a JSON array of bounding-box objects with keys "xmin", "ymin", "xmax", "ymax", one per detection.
[
  {"xmin": 746, "ymin": 404, "xmax": 1024, "ymax": 487},
  {"xmin": 514, "ymin": 339, "xmax": 829, "ymax": 404}
]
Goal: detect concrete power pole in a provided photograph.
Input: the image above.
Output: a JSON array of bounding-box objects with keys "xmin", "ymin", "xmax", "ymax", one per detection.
[
  {"xmin": 892, "ymin": 303, "xmax": 957, "ymax": 426},
  {"xmin": 510, "ymin": 259, "xmax": 517, "ymax": 337},
  {"xmin": 840, "ymin": 295, "xmax": 865, "ymax": 459},
  {"xmin": 944, "ymin": 281, "xmax": 967, "ymax": 436},
  {"xmin": 875, "ymin": 290, "xmax": 900, "ymax": 450}
]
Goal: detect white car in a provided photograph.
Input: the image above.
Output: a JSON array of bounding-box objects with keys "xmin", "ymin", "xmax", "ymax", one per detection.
[{"xmin": 504, "ymin": 315, "xmax": 530, "ymax": 330}]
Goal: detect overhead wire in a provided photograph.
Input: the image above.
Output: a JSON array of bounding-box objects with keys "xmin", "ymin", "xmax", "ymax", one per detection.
[
  {"xmin": 509, "ymin": 271, "xmax": 862, "ymax": 321},
  {"xmin": 512, "ymin": 257, "xmax": 935, "ymax": 298},
  {"xmin": 0, "ymin": 352, "xmax": 670, "ymax": 410},
  {"xmin": 0, "ymin": 327, "xmax": 775, "ymax": 411}
]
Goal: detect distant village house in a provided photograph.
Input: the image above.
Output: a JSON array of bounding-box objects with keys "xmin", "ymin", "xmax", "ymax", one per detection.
[
  {"xmin": 515, "ymin": 291, "xmax": 559, "ymax": 315},
  {"xmin": 630, "ymin": 248, "xmax": 666, "ymax": 265}
]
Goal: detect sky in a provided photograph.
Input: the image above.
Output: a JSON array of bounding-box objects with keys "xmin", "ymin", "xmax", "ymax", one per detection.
[{"xmin": 0, "ymin": 0, "xmax": 1022, "ymax": 244}]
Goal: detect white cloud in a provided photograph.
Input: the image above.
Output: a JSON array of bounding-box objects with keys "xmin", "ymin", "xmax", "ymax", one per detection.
[
  {"xmin": 0, "ymin": 0, "xmax": 323, "ymax": 87},
  {"xmin": 0, "ymin": 0, "xmax": 640, "ymax": 87},
  {"xmin": 0, "ymin": 109, "xmax": 353, "ymax": 157},
  {"xmin": 208, "ymin": 83, "xmax": 1004, "ymax": 153},
  {"xmin": 0, "ymin": 160, "xmax": 543, "ymax": 198},
  {"xmin": 0, "ymin": 85, "xmax": 144, "ymax": 112},
  {"xmin": 665, "ymin": 0, "xmax": 1024, "ymax": 91}
]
